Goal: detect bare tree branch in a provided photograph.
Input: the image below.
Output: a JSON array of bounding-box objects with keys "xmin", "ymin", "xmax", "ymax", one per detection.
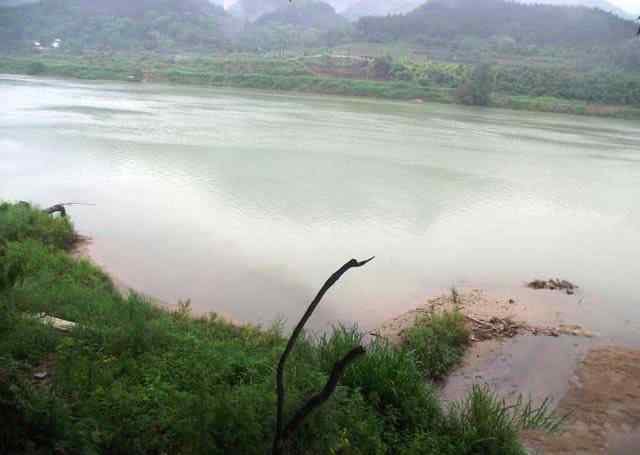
[
  {"xmin": 44, "ymin": 204, "xmax": 67, "ymax": 217},
  {"xmin": 272, "ymin": 257, "xmax": 374, "ymax": 455},
  {"xmin": 282, "ymin": 346, "xmax": 366, "ymax": 440},
  {"xmin": 43, "ymin": 202, "xmax": 96, "ymax": 218}
]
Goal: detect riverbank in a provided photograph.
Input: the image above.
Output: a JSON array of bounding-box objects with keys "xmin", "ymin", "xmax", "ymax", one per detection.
[
  {"xmin": 377, "ymin": 288, "xmax": 640, "ymax": 454},
  {"xmin": 1, "ymin": 201, "xmax": 562, "ymax": 454},
  {"xmin": 2, "ymin": 54, "xmax": 640, "ymax": 119}
]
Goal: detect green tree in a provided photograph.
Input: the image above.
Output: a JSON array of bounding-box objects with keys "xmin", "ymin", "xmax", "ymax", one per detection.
[
  {"xmin": 456, "ymin": 63, "xmax": 494, "ymax": 106},
  {"xmin": 368, "ymin": 56, "xmax": 393, "ymax": 80}
]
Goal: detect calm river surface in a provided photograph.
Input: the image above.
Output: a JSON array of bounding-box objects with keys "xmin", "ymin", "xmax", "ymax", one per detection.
[{"xmin": 2, "ymin": 75, "xmax": 639, "ymax": 336}]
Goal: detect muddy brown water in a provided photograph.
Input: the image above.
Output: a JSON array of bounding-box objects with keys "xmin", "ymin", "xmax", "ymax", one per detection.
[{"xmin": 2, "ymin": 75, "xmax": 639, "ymax": 340}]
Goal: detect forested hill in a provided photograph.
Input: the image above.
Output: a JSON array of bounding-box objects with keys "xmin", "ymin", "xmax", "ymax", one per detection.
[
  {"xmin": 355, "ymin": 0, "xmax": 637, "ymax": 47},
  {"xmin": 0, "ymin": 0, "xmax": 233, "ymax": 52}
]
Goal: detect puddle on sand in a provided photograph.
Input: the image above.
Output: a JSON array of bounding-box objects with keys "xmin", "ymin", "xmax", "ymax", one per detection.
[
  {"xmin": 440, "ymin": 334, "xmax": 593, "ymax": 405},
  {"xmin": 608, "ymin": 430, "xmax": 640, "ymax": 455}
]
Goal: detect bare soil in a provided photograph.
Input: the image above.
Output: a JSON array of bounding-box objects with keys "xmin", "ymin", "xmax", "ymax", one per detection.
[
  {"xmin": 378, "ymin": 289, "xmax": 640, "ymax": 454},
  {"xmin": 524, "ymin": 347, "xmax": 640, "ymax": 455}
]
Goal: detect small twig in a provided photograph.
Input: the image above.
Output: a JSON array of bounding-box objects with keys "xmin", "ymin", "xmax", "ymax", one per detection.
[{"xmin": 464, "ymin": 315, "xmax": 493, "ymax": 328}]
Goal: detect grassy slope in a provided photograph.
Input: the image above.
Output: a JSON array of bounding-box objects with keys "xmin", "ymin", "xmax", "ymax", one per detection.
[
  {"xmin": 1, "ymin": 54, "xmax": 640, "ymax": 119},
  {"xmin": 0, "ymin": 201, "xmax": 560, "ymax": 454}
]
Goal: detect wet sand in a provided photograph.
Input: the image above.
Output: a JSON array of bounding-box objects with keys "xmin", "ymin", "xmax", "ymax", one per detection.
[
  {"xmin": 524, "ymin": 347, "xmax": 640, "ymax": 455},
  {"xmin": 377, "ymin": 288, "xmax": 640, "ymax": 454}
]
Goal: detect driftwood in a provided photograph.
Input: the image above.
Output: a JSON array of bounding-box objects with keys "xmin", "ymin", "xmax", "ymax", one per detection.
[
  {"xmin": 527, "ymin": 279, "xmax": 578, "ymax": 295},
  {"xmin": 44, "ymin": 204, "xmax": 67, "ymax": 217},
  {"xmin": 41, "ymin": 202, "xmax": 95, "ymax": 218},
  {"xmin": 272, "ymin": 257, "xmax": 374, "ymax": 455}
]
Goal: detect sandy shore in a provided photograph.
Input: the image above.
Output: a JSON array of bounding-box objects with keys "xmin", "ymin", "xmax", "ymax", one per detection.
[{"xmin": 375, "ymin": 288, "xmax": 640, "ymax": 454}]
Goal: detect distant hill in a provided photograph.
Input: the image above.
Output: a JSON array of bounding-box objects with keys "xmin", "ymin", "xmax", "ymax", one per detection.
[
  {"xmin": 517, "ymin": 0, "xmax": 633, "ymax": 20},
  {"xmin": 0, "ymin": 0, "xmax": 232, "ymax": 52},
  {"xmin": 256, "ymin": 1, "xmax": 348, "ymax": 30},
  {"xmin": 342, "ymin": 0, "xmax": 424, "ymax": 21},
  {"xmin": 355, "ymin": 0, "xmax": 637, "ymax": 47}
]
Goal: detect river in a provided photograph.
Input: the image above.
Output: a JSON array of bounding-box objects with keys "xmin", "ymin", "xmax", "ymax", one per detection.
[{"xmin": 2, "ymin": 75, "xmax": 639, "ymax": 337}]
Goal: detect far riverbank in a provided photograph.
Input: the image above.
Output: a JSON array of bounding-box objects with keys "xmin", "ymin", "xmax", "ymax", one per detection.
[{"xmin": 2, "ymin": 54, "xmax": 640, "ymax": 119}]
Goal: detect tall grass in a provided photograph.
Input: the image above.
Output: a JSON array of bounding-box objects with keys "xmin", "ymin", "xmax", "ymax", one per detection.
[
  {"xmin": 403, "ymin": 310, "xmax": 471, "ymax": 380},
  {"xmin": 0, "ymin": 201, "xmax": 561, "ymax": 454},
  {"xmin": 0, "ymin": 202, "xmax": 75, "ymax": 251}
]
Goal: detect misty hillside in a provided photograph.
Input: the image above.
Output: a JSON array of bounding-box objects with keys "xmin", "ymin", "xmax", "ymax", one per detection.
[
  {"xmin": 342, "ymin": 0, "xmax": 424, "ymax": 21},
  {"xmin": 0, "ymin": 0, "xmax": 232, "ymax": 51},
  {"xmin": 228, "ymin": 0, "xmax": 285, "ymax": 21},
  {"xmin": 256, "ymin": 1, "xmax": 348, "ymax": 30},
  {"xmin": 355, "ymin": 0, "xmax": 637, "ymax": 47},
  {"xmin": 517, "ymin": 0, "xmax": 633, "ymax": 20},
  {"xmin": 0, "ymin": 0, "xmax": 38, "ymax": 6}
]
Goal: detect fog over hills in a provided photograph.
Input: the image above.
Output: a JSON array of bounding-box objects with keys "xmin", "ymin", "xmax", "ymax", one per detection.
[
  {"xmin": 221, "ymin": 0, "xmax": 634, "ymax": 20},
  {"xmin": 517, "ymin": 0, "xmax": 633, "ymax": 19}
]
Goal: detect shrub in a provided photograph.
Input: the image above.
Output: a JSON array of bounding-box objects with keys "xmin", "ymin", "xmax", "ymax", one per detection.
[
  {"xmin": 456, "ymin": 63, "xmax": 495, "ymax": 106},
  {"xmin": 0, "ymin": 202, "xmax": 75, "ymax": 250},
  {"xmin": 443, "ymin": 385, "xmax": 564, "ymax": 455},
  {"xmin": 26, "ymin": 61, "xmax": 47, "ymax": 75},
  {"xmin": 403, "ymin": 310, "xmax": 470, "ymax": 380}
]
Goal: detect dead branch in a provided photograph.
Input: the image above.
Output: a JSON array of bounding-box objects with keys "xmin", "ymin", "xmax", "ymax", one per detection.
[
  {"xmin": 43, "ymin": 202, "xmax": 96, "ymax": 218},
  {"xmin": 272, "ymin": 257, "xmax": 374, "ymax": 455},
  {"xmin": 44, "ymin": 204, "xmax": 67, "ymax": 217},
  {"xmin": 464, "ymin": 315, "xmax": 493, "ymax": 328},
  {"xmin": 282, "ymin": 346, "xmax": 366, "ymax": 440}
]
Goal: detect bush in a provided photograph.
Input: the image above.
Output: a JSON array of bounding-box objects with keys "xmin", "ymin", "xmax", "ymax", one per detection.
[
  {"xmin": 443, "ymin": 385, "xmax": 563, "ymax": 455},
  {"xmin": 26, "ymin": 61, "xmax": 47, "ymax": 75},
  {"xmin": 403, "ymin": 310, "xmax": 470, "ymax": 380},
  {"xmin": 0, "ymin": 202, "xmax": 75, "ymax": 250},
  {"xmin": 456, "ymin": 63, "xmax": 495, "ymax": 106}
]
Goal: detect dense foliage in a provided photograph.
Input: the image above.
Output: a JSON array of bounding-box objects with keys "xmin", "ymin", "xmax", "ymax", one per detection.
[
  {"xmin": 0, "ymin": 202, "xmax": 560, "ymax": 454},
  {"xmin": 0, "ymin": 0, "xmax": 234, "ymax": 52},
  {"xmin": 355, "ymin": 0, "xmax": 637, "ymax": 47}
]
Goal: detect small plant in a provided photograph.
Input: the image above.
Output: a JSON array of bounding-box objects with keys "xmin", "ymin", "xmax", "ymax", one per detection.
[
  {"xmin": 444, "ymin": 385, "xmax": 565, "ymax": 455},
  {"xmin": 451, "ymin": 287, "xmax": 461, "ymax": 306},
  {"xmin": 403, "ymin": 310, "xmax": 470, "ymax": 380}
]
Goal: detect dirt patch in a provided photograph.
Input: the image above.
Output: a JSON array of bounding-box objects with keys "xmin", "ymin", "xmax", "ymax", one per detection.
[{"xmin": 524, "ymin": 347, "xmax": 640, "ymax": 455}]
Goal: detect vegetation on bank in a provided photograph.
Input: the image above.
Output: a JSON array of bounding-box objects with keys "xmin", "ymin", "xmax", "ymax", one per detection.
[
  {"xmin": 0, "ymin": 201, "xmax": 561, "ymax": 454},
  {"xmin": 2, "ymin": 54, "xmax": 640, "ymax": 119}
]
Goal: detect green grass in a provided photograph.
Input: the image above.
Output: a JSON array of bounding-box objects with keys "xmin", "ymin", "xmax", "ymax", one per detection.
[
  {"xmin": 0, "ymin": 201, "xmax": 561, "ymax": 454},
  {"xmin": 403, "ymin": 310, "xmax": 471, "ymax": 381},
  {"xmin": 0, "ymin": 201, "xmax": 75, "ymax": 250}
]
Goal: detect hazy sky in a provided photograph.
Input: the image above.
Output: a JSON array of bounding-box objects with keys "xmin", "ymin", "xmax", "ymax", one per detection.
[{"xmin": 610, "ymin": 0, "xmax": 639, "ymax": 15}]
